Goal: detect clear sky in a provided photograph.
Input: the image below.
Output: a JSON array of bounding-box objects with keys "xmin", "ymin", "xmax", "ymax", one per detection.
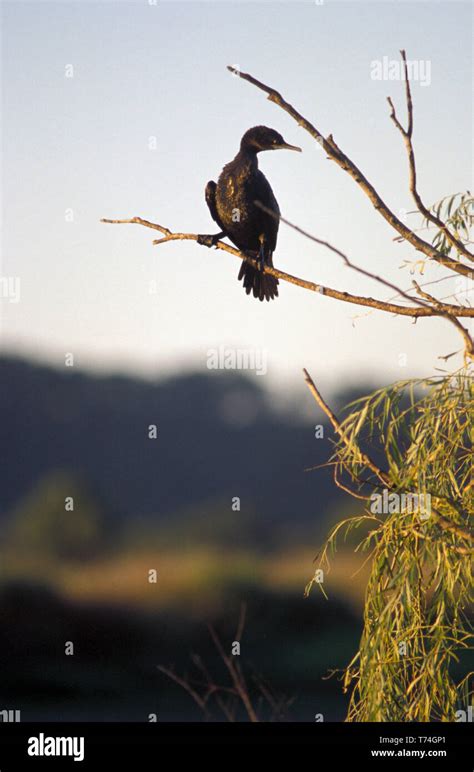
[{"xmin": 1, "ymin": 0, "xmax": 472, "ymax": 395}]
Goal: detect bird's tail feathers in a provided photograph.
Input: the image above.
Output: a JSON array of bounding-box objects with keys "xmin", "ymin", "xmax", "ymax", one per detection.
[{"xmin": 238, "ymin": 259, "xmax": 279, "ymax": 302}]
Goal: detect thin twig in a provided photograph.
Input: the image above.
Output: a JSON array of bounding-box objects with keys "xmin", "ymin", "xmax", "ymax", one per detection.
[
  {"xmin": 235, "ymin": 602, "xmax": 247, "ymax": 643},
  {"xmin": 207, "ymin": 624, "xmax": 259, "ymax": 723},
  {"xmin": 412, "ymin": 280, "xmax": 474, "ymax": 361},
  {"xmin": 157, "ymin": 665, "xmax": 211, "ymax": 717},
  {"xmin": 191, "ymin": 654, "xmax": 236, "ymax": 721},
  {"xmin": 255, "ymin": 201, "xmax": 435, "ymax": 310},
  {"xmin": 387, "ymin": 51, "xmax": 474, "ymax": 264},
  {"xmin": 333, "ymin": 465, "xmax": 371, "ymax": 501},
  {"xmin": 257, "ymin": 203, "xmax": 474, "ymax": 357}
]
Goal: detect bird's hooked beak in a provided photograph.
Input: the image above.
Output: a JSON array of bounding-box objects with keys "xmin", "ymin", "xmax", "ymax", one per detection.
[{"xmin": 275, "ymin": 141, "xmax": 302, "ymax": 152}]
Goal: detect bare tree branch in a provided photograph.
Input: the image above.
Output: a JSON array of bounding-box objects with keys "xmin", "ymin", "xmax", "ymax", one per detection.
[
  {"xmin": 257, "ymin": 201, "xmax": 473, "ymax": 358},
  {"xmin": 100, "ymin": 218, "xmax": 474, "ymax": 320},
  {"xmin": 227, "ymin": 65, "xmax": 473, "ymax": 279},
  {"xmin": 157, "ymin": 665, "xmax": 211, "ymax": 718},
  {"xmin": 303, "ymin": 368, "xmax": 389, "ymax": 486},
  {"xmin": 235, "ymin": 602, "xmax": 247, "ymax": 643},
  {"xmin": 190, "ymin": 654, "xmax": 236, "ymax": 721},
  {"xmin": 387, "ymin": 50, "xmax": 474, "ymax": 264},
  {"xmin": 333, "ymin": 465, "xmax": 371, "ymax": 501},
  {"xmin": 255, "ymin": 201, "xmax": 434, "ymax": 310},
  {"xmin": 159, "ymin": 614, "xmax": 292, "ymax": 722},
  {"xmin": 207, "ymin": 624, "xmax": 259, "ymax": 723}
]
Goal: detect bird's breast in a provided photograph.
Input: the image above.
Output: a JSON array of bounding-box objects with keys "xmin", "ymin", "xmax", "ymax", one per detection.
[{"xmin": 214, "ymin": 162, "xmax": 278, "ymax": 253}]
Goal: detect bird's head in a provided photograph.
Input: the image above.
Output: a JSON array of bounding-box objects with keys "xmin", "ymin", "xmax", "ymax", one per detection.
[{"xmin": 240, "ymin": 126, "xmax": 302, "ymax": 154}]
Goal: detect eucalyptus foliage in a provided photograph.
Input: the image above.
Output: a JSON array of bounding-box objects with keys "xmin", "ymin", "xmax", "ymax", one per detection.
[{"xmin": 427, "ymin": 191, "xmax": 473, "ymax": 257}]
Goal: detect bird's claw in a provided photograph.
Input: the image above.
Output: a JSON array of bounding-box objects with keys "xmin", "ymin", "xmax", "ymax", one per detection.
[
  {"xmin": 197, "ymin": 233, "xmax": 222, "ymax": 248},
  {"xmin": 197, "ymin": 234, "xmax": 213, "ymax": 247}
]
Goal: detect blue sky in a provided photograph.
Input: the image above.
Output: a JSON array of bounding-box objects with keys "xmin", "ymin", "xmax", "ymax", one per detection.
[{"xmin": 1, "ymin": 0, "xmax": 472, "ymax": 395}]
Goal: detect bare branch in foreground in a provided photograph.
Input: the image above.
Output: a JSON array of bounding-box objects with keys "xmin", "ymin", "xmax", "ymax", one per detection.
[
  {"xmin": 158, "ymin": 605, "xmax": 292, "ymax": 721},
  {"xmin": 157, "ymin": 665, "xmax": 211, "ymax": 718}
]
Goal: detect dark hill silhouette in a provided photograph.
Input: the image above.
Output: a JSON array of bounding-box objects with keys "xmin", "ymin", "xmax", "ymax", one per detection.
[{"xmin": 0, "ymin": 356, "xmax": 376, "ymax": 546}]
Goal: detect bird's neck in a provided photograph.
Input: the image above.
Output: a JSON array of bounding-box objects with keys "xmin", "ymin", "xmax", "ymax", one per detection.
[{"xmin": 235, "ymin": 148, "xmax": 259, "ymax": 170}]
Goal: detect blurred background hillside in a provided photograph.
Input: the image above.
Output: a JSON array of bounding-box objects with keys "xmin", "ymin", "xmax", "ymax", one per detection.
[{"xmin": 0, "ymin": 354, "xmax": 377, "ymax": 721}]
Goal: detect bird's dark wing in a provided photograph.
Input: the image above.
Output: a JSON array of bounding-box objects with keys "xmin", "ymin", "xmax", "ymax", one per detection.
[
  {"xmin": 205, "ymin": 180, "xmax": 226, "ymax": 232},
  {"xmin": 253, "ymin": 171, "xmax": 280, "ymax": 253}
]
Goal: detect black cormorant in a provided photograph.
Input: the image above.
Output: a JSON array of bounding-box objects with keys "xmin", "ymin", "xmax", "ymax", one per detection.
[{"xmin": 201, "ymin": 126, "xmax": 301, "ymax": 301}]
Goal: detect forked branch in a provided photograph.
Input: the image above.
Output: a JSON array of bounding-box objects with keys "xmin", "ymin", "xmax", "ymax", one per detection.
[{"xmin": 387, "ymin": 50, "xmax": 474, "ymax": 264}]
